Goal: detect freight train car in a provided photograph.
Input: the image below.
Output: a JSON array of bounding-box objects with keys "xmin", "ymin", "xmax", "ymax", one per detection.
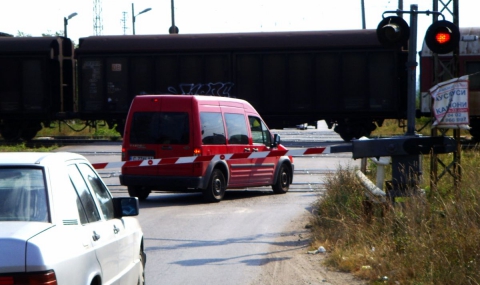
[
  {"xmin": 0, "ymin": 30, "xmax": 408, "ymax": 141},
  {"xmin": 75, "ymin": 30, "xmax": 408, "ymax": 141},
  {"xmin": 0, "ymin": 37, "xmax": 74, "ymax": 140},
  {"xmin": 419, "ymin": 27, "xmax": 480, "ymax": 139}
]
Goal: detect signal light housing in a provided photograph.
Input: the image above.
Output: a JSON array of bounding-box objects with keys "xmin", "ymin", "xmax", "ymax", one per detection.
[
  {"xmin": 424, "ymin": 20, "xmax": 460, "ymax": 54},
  {"xmin": 376, "ymin": 16, "xmax": 410, "ymax": 48}
]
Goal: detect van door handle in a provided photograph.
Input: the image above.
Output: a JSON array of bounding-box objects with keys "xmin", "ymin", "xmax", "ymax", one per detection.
[
  {"xmin": 162, "ymin": 146, "xmax": 172, "ymax": 150},
  {"xmin": 252, "ymin": 148, "xmax": 258, "ymax": 152},
  {"xmin": 244, "ymin": 148, "xmax": 250, "ymax": 152}
]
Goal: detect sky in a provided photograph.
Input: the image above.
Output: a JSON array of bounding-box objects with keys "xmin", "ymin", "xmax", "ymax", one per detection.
[{"xmin": 0, "ymin": 0, "xmax": 478, "ymax": 45}]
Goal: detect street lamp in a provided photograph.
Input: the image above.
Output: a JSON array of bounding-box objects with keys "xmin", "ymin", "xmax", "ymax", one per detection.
[
  {"xmin": 64, "ymin": 12, "xmax": 78, "ymax": 38},
  {"xmin": 169, "ymin": 0, "xmax": 179, "ymax": 34},
  {"xmin": 132, "ymin": 3, "xmax": 152, "ymax": 35}
]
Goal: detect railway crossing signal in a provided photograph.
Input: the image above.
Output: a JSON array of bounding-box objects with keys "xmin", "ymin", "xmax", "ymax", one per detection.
[
  {"xmin": 376, "ymin": 16, "xmax": 410, "ymax": 48},
  {"xmin": 371, "ymin": 6, "xmax": 460, "ymax": 202},
  {"xmin": 424, "ymin": 20, "xmax": 460, "ymax": 54},
  {"xmin": 376, "ymin": 17, "xmax": 460, "ymax": 55}
]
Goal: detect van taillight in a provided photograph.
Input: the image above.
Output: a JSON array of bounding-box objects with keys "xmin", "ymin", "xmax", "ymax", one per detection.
[
  {"xmin": 193, "ymin": 148, "xmax": 202, "ymax": 157},
  {"xmin": 121, "ymin": 147, "xmax": 126, "ymax": 161},
  {"xmin": 0, "ymin": 270, "xmax": 57, "ymax": 285}
]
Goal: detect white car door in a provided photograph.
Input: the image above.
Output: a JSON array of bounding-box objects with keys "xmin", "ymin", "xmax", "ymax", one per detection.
[
  {"xmin": 68, "ymin": 164, "xmax": 120, "ymax": 285},
  {"xmin": 77, "ymin": 163, "xmax": 137, "ymax": 285}
]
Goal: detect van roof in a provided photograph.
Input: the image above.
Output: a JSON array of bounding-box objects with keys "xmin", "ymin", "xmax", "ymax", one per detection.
[{"xmin": 133, "ymin": 95, "xmax": 255, "ymax": 109}]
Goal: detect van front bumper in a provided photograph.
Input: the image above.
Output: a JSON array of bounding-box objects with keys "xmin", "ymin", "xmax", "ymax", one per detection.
[{"xmin": 119, "ymin": 174, "xmax": 206, "ymax": 190}]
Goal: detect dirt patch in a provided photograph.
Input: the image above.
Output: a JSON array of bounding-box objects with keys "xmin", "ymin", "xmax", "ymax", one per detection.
[{"xmin": 251, "ymin": 212, "xmax": 366, "ymax": 285}]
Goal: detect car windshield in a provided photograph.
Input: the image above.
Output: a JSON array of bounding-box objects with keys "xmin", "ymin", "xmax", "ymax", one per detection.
[{"xmin": 0, "ymin": 168, "xmax": 49, "ymax": 222}]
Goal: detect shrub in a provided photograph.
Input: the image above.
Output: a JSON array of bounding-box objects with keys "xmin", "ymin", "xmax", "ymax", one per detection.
[{"xmin": 311, "ymin": 150, "xmax": 480, "ymax": 284}]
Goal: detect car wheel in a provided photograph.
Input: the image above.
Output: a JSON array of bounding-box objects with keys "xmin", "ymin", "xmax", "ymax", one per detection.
[
  {"xmin": 128, "ymin": 186, "xmax": 151, "ymax": 200},
  {"xmin": 203, "ymin": 169, "xmax": 226, "ymax": 202},
  {"xmin": 272, "ymin": 164, "xmax": 290, "ymax": 194},
  {"xmin": 138, "ymin": 248, "xmax": 146, "ymax": 285}
]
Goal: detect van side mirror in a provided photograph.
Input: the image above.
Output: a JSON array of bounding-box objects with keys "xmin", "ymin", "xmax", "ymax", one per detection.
[{"xmin": 272, "ymin": 134, "xmax": 281, "ymax": 148}]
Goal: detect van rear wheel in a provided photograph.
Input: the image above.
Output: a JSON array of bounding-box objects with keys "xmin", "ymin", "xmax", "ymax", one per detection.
[
  {"xmin": 128, "ymin": 186, "xmax": 151, "ymax": 200},
  {"xmin": 272, "ymin": 164, "xmax": 290, "ymax": 194},
  {"xmin": 203, "ymin": 169, "xmax": 226, "ymax": 203}
]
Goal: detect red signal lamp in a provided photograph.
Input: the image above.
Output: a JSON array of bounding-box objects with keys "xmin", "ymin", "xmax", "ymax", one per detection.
[
  {"xmin": 425, "ymin": 20, "xmax": 460, "ymax": 54},
  {"xmin": 435, "ymin": 29, "xmax": 451, "ymax": 44}
]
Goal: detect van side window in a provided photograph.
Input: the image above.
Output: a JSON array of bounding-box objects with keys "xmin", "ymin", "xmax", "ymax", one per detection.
[
  {"xmin": 130, "ymin": 112, "xmax": 189, "ymax": 144},
  {"xmin": 249, "ymin": 116, "xmax": 272, "ymax": 146},
  {"xmin": 225, "ymin": 113, "xmax": 249, "ymax": 144},
  {"xmin": 200, "ymin": 112, "xmax": 226, "ymax": 145}
]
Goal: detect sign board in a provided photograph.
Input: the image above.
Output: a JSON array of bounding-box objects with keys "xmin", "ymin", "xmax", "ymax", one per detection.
[{"xmin": 429, "ymin": 75, "xmax": 470, "ymax": 129}]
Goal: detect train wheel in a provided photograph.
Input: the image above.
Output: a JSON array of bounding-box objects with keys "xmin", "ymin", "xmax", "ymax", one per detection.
[
  {"xmin": 0, "ymin": 123, "xmax": 21, "ymax": 141},
  {"xmin": 334, "ymin": 120, "xmax": 376, "ymax": 142},
  {"xmin": 334, "ymin": 123, "xmax": 354, "ymax": 142},
  {"xmin": 470, "ymin": 127, "xmax": 480, "ymax": 141},
  {"xmin": 353, "ymin": 124, "xmax": 374, "ymax": 139},
  {"xmin": 20, "ymin": 123, "xmax": 42, "ymax": 141},
  {"xmin": 115, "ymin": 123, "xmax": 125, "ymax": 137},
  {"xmin": 469, "ymin": 119, "xmax": 480, "ymax": 141},
  {"xmin": 338, "ymin": 131, "xmax": 354, "ymax": 142}
]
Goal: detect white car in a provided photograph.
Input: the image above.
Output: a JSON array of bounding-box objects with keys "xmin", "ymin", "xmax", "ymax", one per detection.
[{"xmin": 0, "ymin": 152, "xmax": 145, "ymax": 285}]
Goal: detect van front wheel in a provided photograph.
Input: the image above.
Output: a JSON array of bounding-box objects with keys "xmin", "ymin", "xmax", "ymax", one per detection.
[
  {"xmin": 272, "ymin": 164, "xmax": 290, "ymax": 194},
  {"xmin": 128, "ymin": 186, "xmax": 151, "ymax": 201},
  {"xmin": 203, "ymin": 169, "xmax": 226, "ymax": 202}
]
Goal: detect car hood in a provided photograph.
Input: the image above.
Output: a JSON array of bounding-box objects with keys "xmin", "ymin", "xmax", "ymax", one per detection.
[{"xmin": 0, "ymin": 222, "xmax": 53, "ymax": 273}]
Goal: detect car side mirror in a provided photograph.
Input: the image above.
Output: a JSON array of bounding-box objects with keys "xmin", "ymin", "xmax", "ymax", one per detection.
[
  {"xmin": 113, "ymin": 197, "xmax": 140, "ymax": 218},
  {"xmin": 271, "ymin": 134, "xmax": 281, "ymax": 148}
]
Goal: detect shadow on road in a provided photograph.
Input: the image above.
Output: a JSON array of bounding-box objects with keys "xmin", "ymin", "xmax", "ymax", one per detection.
[{"xmin": 138, "ymin": 189, "xmax": 278, "ymax": 208}]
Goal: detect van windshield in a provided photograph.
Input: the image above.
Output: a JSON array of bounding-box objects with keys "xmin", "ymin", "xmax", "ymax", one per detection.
[{"xmin": 130, "ymin": 112, "xmax": 190, "ymax": 144}]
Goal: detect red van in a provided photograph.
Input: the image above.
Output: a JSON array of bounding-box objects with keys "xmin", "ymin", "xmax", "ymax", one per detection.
[{"xmin": 119, "ymin": 95, "xmax": 294, "ymax": 202}]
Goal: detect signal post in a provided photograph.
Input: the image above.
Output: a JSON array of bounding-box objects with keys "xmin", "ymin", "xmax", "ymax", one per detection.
[{"xmin": 349, "ymin": 4, "xmax": 461, "ymax": 202}]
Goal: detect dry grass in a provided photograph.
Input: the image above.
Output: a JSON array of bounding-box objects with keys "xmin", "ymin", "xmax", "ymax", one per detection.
[
  {"xmin": 311, "ymin": 150, "xmax": 480, "ymax": 284},
  {"xmin": 372, "ymin": 119, "xmax": 471, "ymax": 138}
]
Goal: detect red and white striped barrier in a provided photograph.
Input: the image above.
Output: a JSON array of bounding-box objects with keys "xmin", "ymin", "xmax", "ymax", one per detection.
[{"xmin": 92, "ymin": 146, "xmax": 331, "ymax": 170}]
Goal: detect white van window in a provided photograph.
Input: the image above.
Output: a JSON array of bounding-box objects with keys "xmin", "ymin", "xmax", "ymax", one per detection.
[
  {"xmin": 225, "ymin": 113, "xmax": 249, "ymax": 144},
  {"xmin": 200, "ymin": 112, "xmax": 226, "ymax": 145},
  {"xmin": 249, "ymin": 116, "xmax": 272, "ymax": 146},
  {"xmin": 130, "ymin": 112, "xmax": 190, "ymax": 144}
]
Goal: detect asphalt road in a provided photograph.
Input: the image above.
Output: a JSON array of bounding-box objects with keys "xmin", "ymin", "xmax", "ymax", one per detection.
[{"xmin": 56, "ymin": 123, "xmax": 361, "ymax": 284}]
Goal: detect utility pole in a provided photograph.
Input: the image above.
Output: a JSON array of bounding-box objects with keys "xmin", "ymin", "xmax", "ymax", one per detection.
[
  {"xmin": 93, "ymin": 0, "xmax": 103, "ymax": 35},
  {"xmin": 430, "ymin": 0, "xmax": 461, "ymax": 190},
  {"xmin": 169, "ymin": 0, "xmax": 179, "ymax": 34},
  {"xmin": 121, "ymin": 12, "xmax": 128, "ymax": 35},
  {"xmin": 361, "ymin": 0, "xmax": 366, "ymax": 29}
]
